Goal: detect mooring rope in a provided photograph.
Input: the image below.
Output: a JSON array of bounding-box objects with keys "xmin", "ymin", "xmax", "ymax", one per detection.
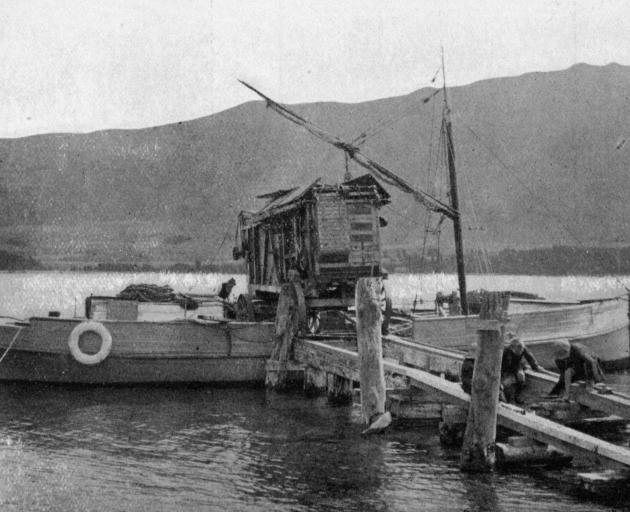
[{"xmin": 0, "ymin": 327, "xmax": 23, "ymax": 365}]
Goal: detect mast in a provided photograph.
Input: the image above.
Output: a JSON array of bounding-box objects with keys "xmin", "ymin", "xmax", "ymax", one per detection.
[
  {"xmin": 239, "ymin": 76, "xmax": 468, "ymax": 313},
  {"xmin": 441, "ymin": 53, "xmax": 468, "ymax": 315}
]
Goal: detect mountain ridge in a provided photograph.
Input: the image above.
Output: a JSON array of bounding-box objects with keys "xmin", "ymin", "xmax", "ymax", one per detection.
[{"xmin": 0, "ymin": 63, "xmax": 628, "ymax": 269}]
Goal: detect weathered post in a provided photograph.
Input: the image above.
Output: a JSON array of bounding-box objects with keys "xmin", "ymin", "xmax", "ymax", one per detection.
[
  {"xmin": 326, "ymin": 373, "xmax": 353, "ymax": 404},
  {"xmin": 265, "ymin": 282, "xmax": 300, "ymax": 390},
  {"xmin": 304, "ymin": 366, "xmax": 327, "ymax": 397},
  {"xmin": 460, "ymin": 291, "xmax": 510, "ymax": 472},
  {"xmin": 356, "ymin": 277, "xmax": 391, "ymax": 434}
]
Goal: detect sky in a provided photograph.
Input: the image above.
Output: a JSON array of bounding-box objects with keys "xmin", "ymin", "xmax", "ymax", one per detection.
[{"xmin": 1, "ymin": 0, "xmax": 629, "ymax": 138}]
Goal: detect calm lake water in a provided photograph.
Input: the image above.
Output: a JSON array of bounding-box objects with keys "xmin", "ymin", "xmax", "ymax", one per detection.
[{"xmin": 0, "ymin": 271, "xmax": 628, "ymax": 511}]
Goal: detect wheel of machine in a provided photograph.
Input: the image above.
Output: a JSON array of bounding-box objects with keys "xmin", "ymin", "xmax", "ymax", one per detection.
[{"xmin": 235, "ymin": 294, "xmax": 256, "ymax": 321}]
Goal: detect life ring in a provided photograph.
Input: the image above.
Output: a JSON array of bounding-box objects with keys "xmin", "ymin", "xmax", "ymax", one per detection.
[{"xmin": 68, "ymin": 321, "xmax": 112, "ymax": 365}]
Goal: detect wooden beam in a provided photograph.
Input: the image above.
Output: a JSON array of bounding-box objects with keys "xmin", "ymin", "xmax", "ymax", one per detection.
[
  {"xmin": 382, "ymin": 334, "xmax": 463, "ymax": 378},
  {"xmin": 293, "ymin": 339, "xmax": 359, "ymax": 382}
]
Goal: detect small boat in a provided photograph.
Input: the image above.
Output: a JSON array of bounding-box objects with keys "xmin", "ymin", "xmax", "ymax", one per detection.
[
  {"xmin": 0, "ymin": 289, "xmax": 274, "ymax": 384},
  {"xmin": 412, "ymin": 294, "xmax": 629, "ymax": 370}
]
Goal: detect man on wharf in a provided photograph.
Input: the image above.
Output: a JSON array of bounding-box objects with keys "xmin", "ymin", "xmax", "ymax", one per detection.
[
  {"xmin": 548, "ymin": 340, "xmax": 605, "ymax": 400},
  {"xmin": 500, "ymin": 334, "xmax": 541, "ymax": 404}
]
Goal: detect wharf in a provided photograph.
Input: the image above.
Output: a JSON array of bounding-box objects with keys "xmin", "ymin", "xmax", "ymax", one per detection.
[{"xmin": 290, "ymin": 334, "xmax": 630, "ymax": 470}]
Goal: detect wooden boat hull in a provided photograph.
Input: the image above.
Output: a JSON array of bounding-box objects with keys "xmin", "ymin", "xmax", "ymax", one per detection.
[
  {"xmin": 412, "ymin": 296, "xmax": 630, "ymax": 370},
  {"xmin": 0, "ymin": 317, "xmax": 274, "ymax": 384}
]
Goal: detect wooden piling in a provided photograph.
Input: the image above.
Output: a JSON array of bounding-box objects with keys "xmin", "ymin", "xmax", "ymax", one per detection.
[
  {"xmin": 265, "ymin": 282, "xmax": 300, "ymax": 390},
  {"xmin": 327, "ymin": 373, "xmax": 353, "ymax": 404},
  {"xmin": 460, "ymin": 291, "xmax": 510, "ymax": 472},
  {"xmin": 304, "ymin": 366, "xmax": 327, "ymax": 397},
  {"xmin": 356, "ymin": 278, "xmax": 391, "ymax": 434}
]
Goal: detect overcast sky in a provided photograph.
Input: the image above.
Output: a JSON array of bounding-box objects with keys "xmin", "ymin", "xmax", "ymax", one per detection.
[{"xmin": 1, "ymin": 0, "xmax": 628, "ymax": 137}]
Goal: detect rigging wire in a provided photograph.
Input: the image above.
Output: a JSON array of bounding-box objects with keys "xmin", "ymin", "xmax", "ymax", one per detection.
[
  {"xmin": 463, "ymin": 122, "xmax": 584, "ymax": 242},
  {"xmin": 351, "ymin": 90, "xmax": 442, "ymax": 148},
  {"xmin": 419, "ymin": 85, "xmax": 449, "ymax": 272},
  {"xmin": 207, "ymin": 228, "xmax": 232, "ymax": 268},
  {"xmin": 461, "ymin": 120, "xmax": 630, "ymax": 293},
  {"xmin": 459, "ymin": 165, "xmax": 493, "ymax": 277}
]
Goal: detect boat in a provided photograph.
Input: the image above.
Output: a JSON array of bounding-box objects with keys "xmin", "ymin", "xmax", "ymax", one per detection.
[
  {"xmin": 0, "ymin": 288, "xmax": 274, "ymax": 384},
  {"xmin": 0, "ymin": 72, "xmax": 627, "ymax": 385},
  {"xmin": 238, "ymin": 76, "xmax": 630, "ymax": 371},
  {"xmin": 413, "ymin": 295, "xmax": 629, "ymax": 370}
]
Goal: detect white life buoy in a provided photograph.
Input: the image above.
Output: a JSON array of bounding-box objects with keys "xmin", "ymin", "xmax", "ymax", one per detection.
[{"xmin": 68, "ymin": 321, "xmax": 112, "ymax": 365}]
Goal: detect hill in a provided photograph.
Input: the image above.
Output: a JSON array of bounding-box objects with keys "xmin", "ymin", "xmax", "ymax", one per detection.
[{"xmin": 0, "ymin": 63, "xmax": 628, "ymax": 270}]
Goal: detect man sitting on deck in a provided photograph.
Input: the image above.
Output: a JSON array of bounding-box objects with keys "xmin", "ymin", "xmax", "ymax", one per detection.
[
  {"xmin": 218, "ymin": 278, "xmax": 237, "ymax": 301},
  {"xmin": 500, "ymin": 335, "xmax": 541, "ymax": 404},
  {"xmin": 548, "ymin": 340, "xmax": 605, "ymax": 400},
  {"xmin": 218, "ymin": 278, "xmax": 237, "ymax": 319}
]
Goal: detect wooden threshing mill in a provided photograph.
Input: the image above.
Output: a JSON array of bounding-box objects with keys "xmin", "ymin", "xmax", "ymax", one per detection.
[{"xmin": 232, "ymin": 174, "xmax": 392, "ymax": 331}]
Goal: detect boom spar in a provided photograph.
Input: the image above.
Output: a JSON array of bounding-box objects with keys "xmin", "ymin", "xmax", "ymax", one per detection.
[{"xmin": 239, "ymin": 80, "xmax": 458, "ymax": 220}]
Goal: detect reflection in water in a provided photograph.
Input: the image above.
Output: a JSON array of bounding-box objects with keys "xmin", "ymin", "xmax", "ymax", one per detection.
[
  {"xmin": 0, "ymin": 274, "xmax": 629, "ymax": 511},
  {"xmin": 461, "ymin": 473, "xmax": 499, "ymax": 512},
  {"xmin": 0, "ymin": 384, "xmax": 625, "ymax": 511},
  {"xmin": 245, "ymin": 395, "xmax": 387, "ymax": 511}
]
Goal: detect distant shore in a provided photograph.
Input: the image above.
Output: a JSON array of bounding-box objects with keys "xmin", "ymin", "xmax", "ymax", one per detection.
[
  {"xmin": 2, "ymin": 245, "xmax": 630, "ymax": 277},
  {"xmin": 385, "ymin": 245, "xmax": 630, "ymax": 276}
]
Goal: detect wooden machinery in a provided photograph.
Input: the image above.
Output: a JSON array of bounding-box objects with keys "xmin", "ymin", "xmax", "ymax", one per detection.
[{"xmin": 232, "ymin": 174, "xmax": 391, "ymax": 329}]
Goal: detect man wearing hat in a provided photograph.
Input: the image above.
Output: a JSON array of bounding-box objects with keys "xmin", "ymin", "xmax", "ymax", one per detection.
[
  {"xmin": 500, "ymin": 334, "xmax": 541, "ymax": 404},
  {"xmin": 548, "ymin": 340, "xmax": 605, "ymax": 399},
  {"xmin": 218, "ymin": 277, "xmax": 237, "ymax": 301}
]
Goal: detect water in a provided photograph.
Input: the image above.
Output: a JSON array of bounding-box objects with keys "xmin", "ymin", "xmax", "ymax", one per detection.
[
  {"xmin": 1, "ymin": 270, "xmax": 628, "ymax": 319},
  {"xmin": 0, "ymin": 272, "xmax": 629, "ymax": 511},
  {"xmin": 0, "ymin": 385, "xmax": 626, "ymax": 512}
]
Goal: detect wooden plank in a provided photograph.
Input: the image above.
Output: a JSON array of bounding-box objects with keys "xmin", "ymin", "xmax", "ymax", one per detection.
[
  {"xmin": 293, "ymin": 338, "xmax": 630, "ymax": 469},
  {"xmin": 293, "ymin": 339, "xmax": 359, "ymax": 382},
  {"xmin": 382, "ymin": 334, "xmax": 464, "ymax": 377},
  {"xmin": 524, "ymin": 371, "xmax": 630, "ymax": 419}
]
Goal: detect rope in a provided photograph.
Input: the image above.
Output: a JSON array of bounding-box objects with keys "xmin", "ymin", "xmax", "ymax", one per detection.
[
  {"xmin": 117, "ymin": 284, "xmax": 199, "ymax": 310},
  {"xmin": 0, "ymin": 327, "xmax": 23, "ymax": 365}
]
